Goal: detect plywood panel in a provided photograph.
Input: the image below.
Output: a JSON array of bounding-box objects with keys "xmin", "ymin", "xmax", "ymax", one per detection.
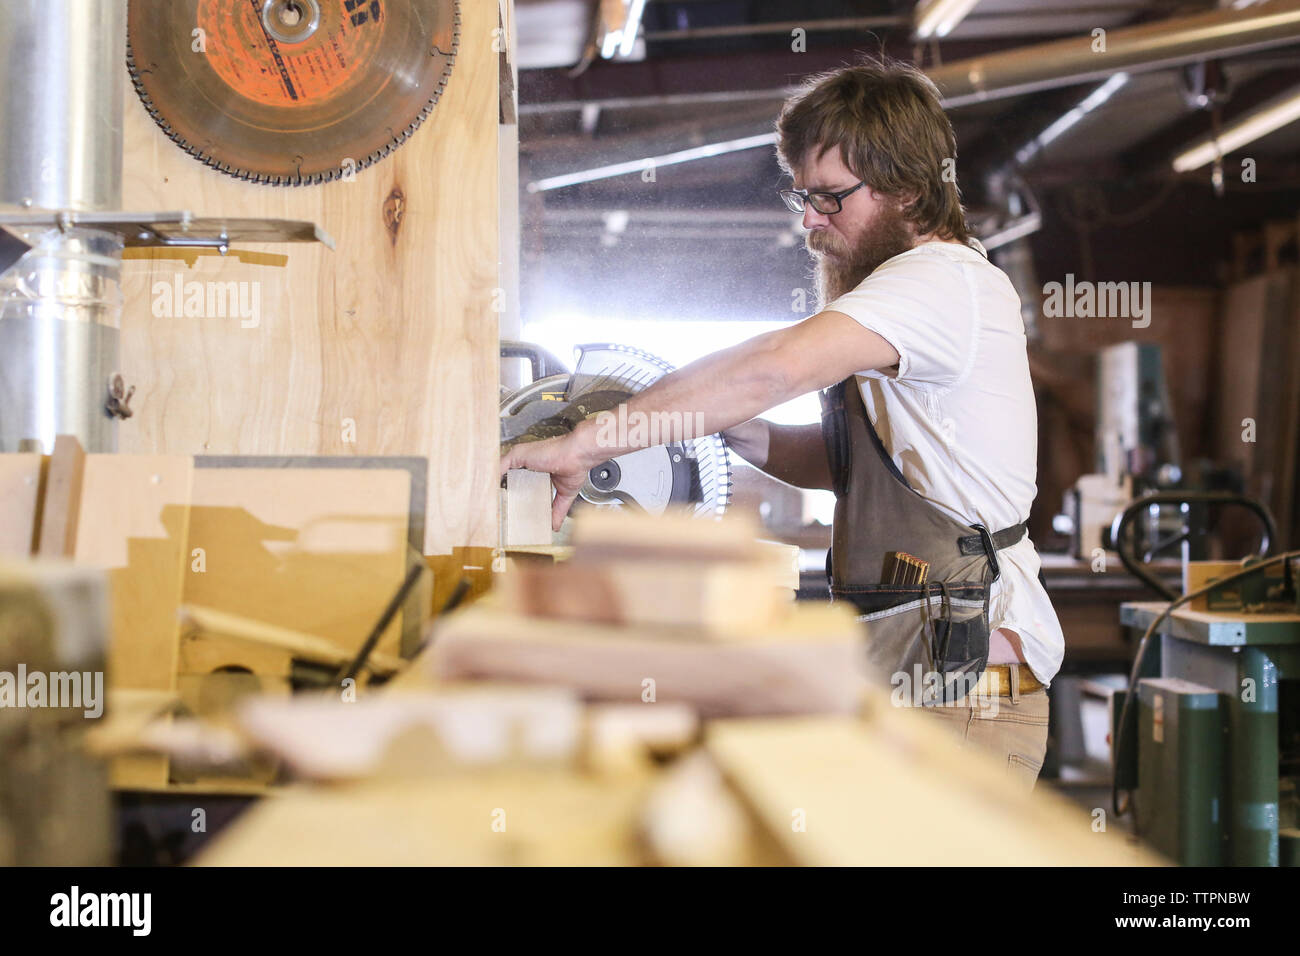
[
  {"xmin": 184, "ymin": 467, "xmax": 412, "ymax": 659},
  {"xmin": 75, "ymin": 455, "xmax": 194, "ymax": 694},
  {"xmin": 118, "ymin": 0, "xmax": 500, "ymax": 557},
  {"xmin": 0, "ymin": 454, "xmax": 42, "ymax": 557},
  {"xmin": 36, "ymin": 436, "xmax": 85, "ymax": 557},
  {"xmin": 75, "ymin": 454, "xmax": 194, "ymax": 788}
]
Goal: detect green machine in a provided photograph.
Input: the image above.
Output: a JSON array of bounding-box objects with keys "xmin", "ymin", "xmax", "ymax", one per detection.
[
  {"xmin": 1135, "ymin": 678, "xmax": 1226, "ymax": 865},
  {"xmin": 1119, "ymin": 602, "xmax": 1300, "ymax": 866}
]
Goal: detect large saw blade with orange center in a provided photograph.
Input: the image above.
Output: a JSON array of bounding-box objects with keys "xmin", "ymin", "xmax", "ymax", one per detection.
[{"xmin": 127, "ymin": 0, "xmax": 459, "ymax": 185}]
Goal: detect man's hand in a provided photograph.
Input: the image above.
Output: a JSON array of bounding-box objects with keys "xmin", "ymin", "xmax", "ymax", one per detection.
[{"xmin": 500, "ymin": 432, "xmax": 597, "ymax": 532}]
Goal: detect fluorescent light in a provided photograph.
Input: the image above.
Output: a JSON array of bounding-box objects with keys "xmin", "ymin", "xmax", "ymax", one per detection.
[
  {"xmin": 527, "ymin": 132, "xmax": 777, "ymax": 192},
  {"xmin": 599, "ymin": 0, "xmax": 647, "ymax": 59},
  {"xmin": 914, "ymin": 0, "xmax": 981, "ymax": 40},
  {"xmin": 1173, "ymin": 86, "xmax": 1300, "ymax": 172},
  {"xmin": 619, "ymin": 0, "xmax": 647, "ymax": 57}
]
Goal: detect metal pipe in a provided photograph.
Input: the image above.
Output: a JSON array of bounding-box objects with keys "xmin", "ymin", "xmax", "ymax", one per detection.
[
  {"xmin": 930, "ymin": 0, "xmax": 1300, "ymax": 107},
  {"xmin": 524, "ymin": 3, "xmax": 1300, "ymax": 115},
  {"xmin": 0, "ymin": 228, "xmax": 123, "ymax": 453},
  {"xmin": 643, "ymin": 17, "xmax": 905, "ymax": 42},
  {"xmin": 0, "ymin": 0, "xmax": 126, "ymax": 211},
  {"xmin": 0, "ymin": 0, "xmax": 127, "ymax": 453}
]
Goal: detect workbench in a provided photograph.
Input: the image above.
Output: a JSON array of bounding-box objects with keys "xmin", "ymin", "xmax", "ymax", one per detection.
[{"xmin": 1120, "ymin": 601, "xmax": 1300, "ymax": 865}]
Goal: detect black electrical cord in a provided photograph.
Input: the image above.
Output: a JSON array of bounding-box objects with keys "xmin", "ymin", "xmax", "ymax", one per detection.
[
  {"xmin": 334, "ymin": 561, "xmax": 427, "ymax": 686},
  {"xmin": 1111, "ymin": 549, "xmax": 1300, "ymax": 819}
]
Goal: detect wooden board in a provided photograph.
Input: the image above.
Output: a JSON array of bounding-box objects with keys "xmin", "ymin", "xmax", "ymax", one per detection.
[
  {"xmin": 73, "ymin": 454, "xmax": 195, "ymax": 789},
  {"xmin": 0, "ymin": 454, "xmax": 43, "ymax": 557},
  {"xmin": 501, "ymin": 468, "xmax": 552, "ymax": 546},
  {"xmin": 184, "ymin": 466, "xmax": 413, "ymax": 659},
  {"xmin": 706, "ymin": 713, "xmax": 1162, "ymax": 866},
  {"xmin": 1210, "ymin": 270, "xmax": 1295, "ymax": 552},
  {"xmin": 195, "ymin": 774, "xmax": 649, "ymax": 866},
  {"xmin": 37, "ymin": 436, "xmax": 86, "ymax": 557},
  {"xmin": 117, "ymin": 0, "xmax": 500, "ymax": 558},
  {"xmin": 429, "ymin": 602, "xmax": 865, "ymax": 718}
]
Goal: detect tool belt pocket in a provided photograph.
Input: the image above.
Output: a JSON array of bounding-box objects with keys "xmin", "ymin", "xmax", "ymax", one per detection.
[{"xmin": 834, "ymin": 582, "xmax": 990, "ymax": 705}]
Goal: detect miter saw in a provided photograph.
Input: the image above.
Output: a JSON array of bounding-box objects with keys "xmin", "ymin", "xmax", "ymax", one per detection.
[
  {"xmin": 127, "ymin": 0, "xmax": 459, "ymax": 185},
  {"xmin": 500, "ymin": 343, "xmax": 732, "ymax": 520}
]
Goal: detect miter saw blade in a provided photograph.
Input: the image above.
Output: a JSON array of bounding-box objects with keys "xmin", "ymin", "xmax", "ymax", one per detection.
[
  {"xmin": 500, "ymin": 343, "xmax": 733, "ymax": 519},
  {"xmin": 126, "ymin": 0, "xmax": 459, "ymax": 185}
]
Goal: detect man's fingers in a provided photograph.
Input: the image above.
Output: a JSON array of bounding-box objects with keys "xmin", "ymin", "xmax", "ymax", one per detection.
[{"xmin": 551, "ymin": 489, "xmax": 578, "ymax": 532}]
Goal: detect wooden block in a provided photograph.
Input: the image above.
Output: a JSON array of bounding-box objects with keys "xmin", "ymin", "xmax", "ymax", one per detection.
[
  {"xmin": 569, "ymin": 508, "xmax": 763, "ymax": 564},
  {"xmin": 37, "ymin": 435, "xmax": 86, "ymax": 557},
  {"xmin": 498, "ymin": 560, "xmax": 790, "ymax": 636},
  {"xmin": 501, "ymin": 468, "xmax": 553, "ymax": 546},
  {"xmin": 0, "ymin": 454, "xmax": 43, "ymax": 557},
  {"xmin": 757, "ymin": 540, "xmax": 801, "ymax": 593},
  {"xmin": 639, "ymin": 752, "xmax": 754, "ymax": 866},
  {"xmin": 236, "ymin": 686, "xmax": 583, "ymax": 780},
  {"xmin": 1183, "ymin": 560, "xmax": 1244, "ymax": 611},
  {"xmin": 429, "ymin": 603, "xmax": 865, "ymax": 718}
]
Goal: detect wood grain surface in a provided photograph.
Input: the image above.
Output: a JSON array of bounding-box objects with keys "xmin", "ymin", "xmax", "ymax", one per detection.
[{"xmin": 117, "ymin": 0, "xmax": 500, "ymax": 557}]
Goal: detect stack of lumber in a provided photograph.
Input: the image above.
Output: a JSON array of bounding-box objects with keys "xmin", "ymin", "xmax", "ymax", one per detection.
[{"xmin": 431, "ymin": 509, "xmax": 864, "ymax": 718}]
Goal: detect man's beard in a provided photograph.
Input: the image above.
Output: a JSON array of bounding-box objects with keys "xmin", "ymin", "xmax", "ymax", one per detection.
[{"xmin": 808, "ymin": 203, "xmax": 915, "ymax": 310}]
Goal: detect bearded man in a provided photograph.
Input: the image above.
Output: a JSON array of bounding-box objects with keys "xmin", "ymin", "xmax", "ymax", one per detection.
[{"xmin": 500, "ymin": 57, "xmax": 1064, "ymax": 789}]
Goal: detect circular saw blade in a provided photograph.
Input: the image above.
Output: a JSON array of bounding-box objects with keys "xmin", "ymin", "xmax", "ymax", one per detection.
[
  {"xmin": 500, "ymin": 343, "xmax": 733, "ymax": 518},
  {"xmin": 127, "ymin": 0, "xmax": 459, "ymax": 186}
]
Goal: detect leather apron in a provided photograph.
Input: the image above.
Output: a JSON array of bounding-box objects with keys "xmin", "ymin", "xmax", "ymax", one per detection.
[{"xmin": 820, "ymin": 377, "xmax": 1027, "ymax": 704}]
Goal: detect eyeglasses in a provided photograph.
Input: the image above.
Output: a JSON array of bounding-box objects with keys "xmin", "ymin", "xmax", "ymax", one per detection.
[{"xmin": 779, "ymin": 181, "xmax": 867, "ymax": 215}]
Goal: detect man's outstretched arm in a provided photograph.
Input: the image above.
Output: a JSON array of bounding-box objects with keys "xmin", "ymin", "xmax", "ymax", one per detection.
[
  {"xmin": 723, "ymin": 419, "xmax": 832, "ymax": 491},
  {"xmin": 500, "ymin": 309, "xmax": 898, "ymax": 529}
]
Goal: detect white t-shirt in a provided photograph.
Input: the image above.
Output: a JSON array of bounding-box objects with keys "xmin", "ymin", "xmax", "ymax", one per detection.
[{"xmin": 824, "ymin": 238, "xmax": 1064, "ymax": 685}]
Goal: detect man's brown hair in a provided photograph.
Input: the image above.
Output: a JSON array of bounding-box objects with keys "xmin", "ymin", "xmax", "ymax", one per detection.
[{"xmin": 776, "ymin": 57, "xmax": 970, "ymax": 243}]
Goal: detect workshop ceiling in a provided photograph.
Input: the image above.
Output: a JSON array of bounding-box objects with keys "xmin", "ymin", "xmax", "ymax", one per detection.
[{"xmin": 515, "ymin": 0, "xmax": 1300, "ymax": 317}]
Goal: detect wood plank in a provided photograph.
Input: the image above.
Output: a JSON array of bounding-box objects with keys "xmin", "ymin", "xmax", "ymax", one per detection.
[
  {"xmin": 0, "ymin": 453, "xmax": 43, "ymax": 557},
  {"xmin": 179, "ymin": 605, "xmax": 404, "ymax": 676},
  {"xmin": 706, "ymin": 714, "xmax": 1162, "ymax": 866},
  {"xmin": 118, "ymin": 0, "xmax": 500, "ymax": 558},
  {"xmin": 429, "ymin": 602, "xmax": 865, "ymax": 718},
  {"xmin": 194, "ymin": 774, "xmax": 649, "ymax": 866},
  {"xmin": 497, "ymin": 559, "xmax": 792, "ymax": 635},
  {"xmin": 37, "ymin": 435, "xmax": 86, "ymax": 557},
  {"xmin": 73, "ymin": 454, "xmax": 195, "ymax": 789}
]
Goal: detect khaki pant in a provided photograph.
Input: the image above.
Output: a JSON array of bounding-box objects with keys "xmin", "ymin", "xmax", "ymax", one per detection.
[{"xmin": 920, "ymin": 688, "xmax": 1050, "ymax": 790}]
